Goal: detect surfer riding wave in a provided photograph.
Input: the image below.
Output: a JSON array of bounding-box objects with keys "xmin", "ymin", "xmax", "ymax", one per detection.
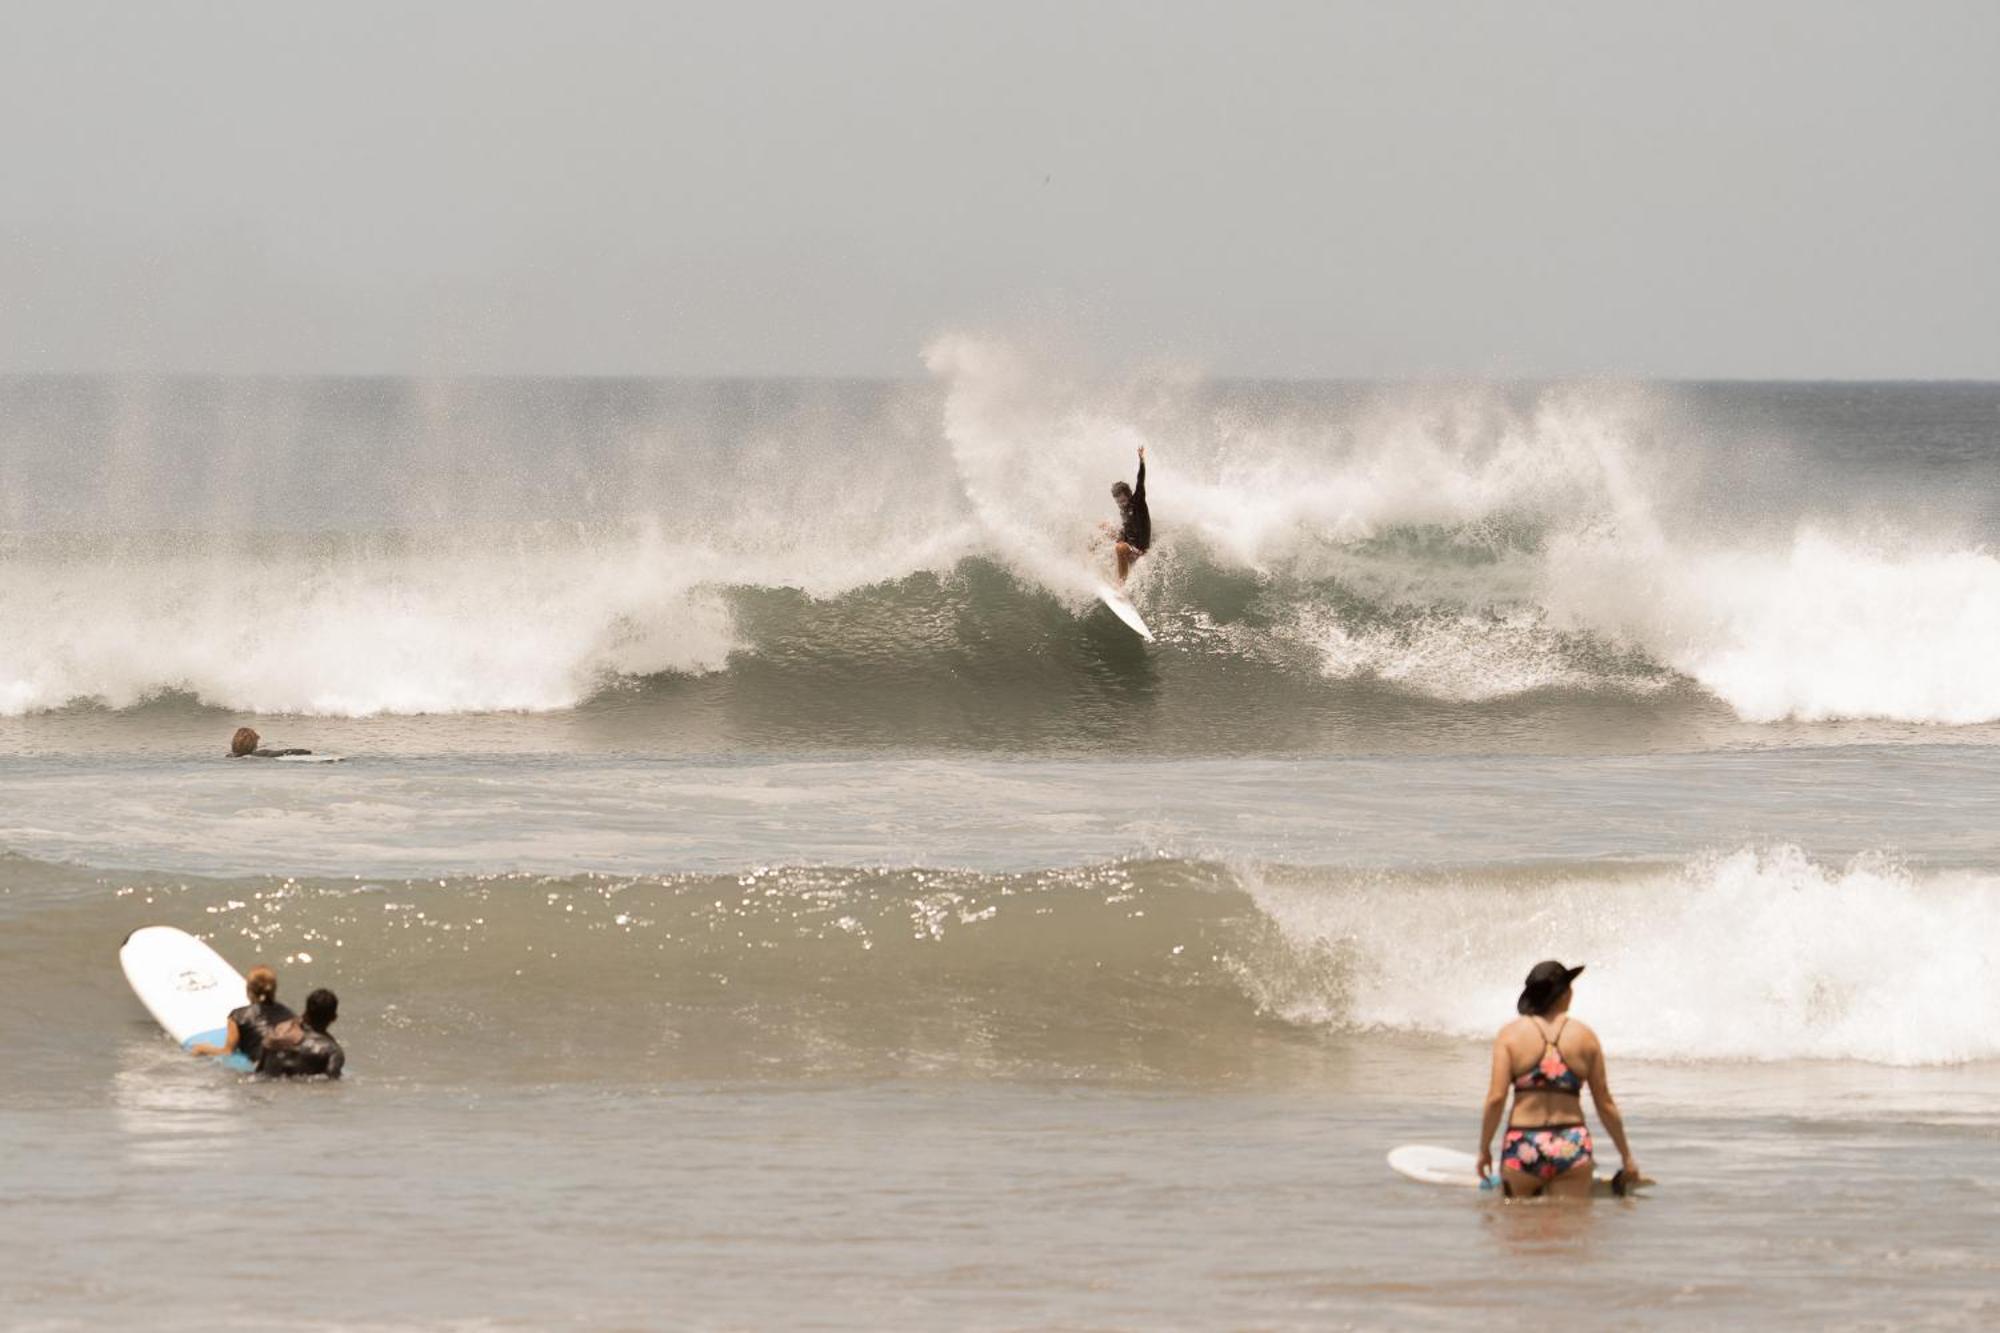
[{"xmin": 1107, "ymin": 446, "xmax": 1149, "ymax": 584}]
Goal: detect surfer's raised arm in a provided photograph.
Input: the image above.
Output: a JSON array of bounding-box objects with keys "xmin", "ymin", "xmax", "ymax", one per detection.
[{"xmin": 1134, "ymin": 446, "xmax": 1145, "ymax": 501}]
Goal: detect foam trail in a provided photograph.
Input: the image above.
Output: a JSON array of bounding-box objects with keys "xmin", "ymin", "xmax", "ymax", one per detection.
[
  {"xmin": 1548, "ymin": 528, "xmax": 2000, "ymax": 723},
  {"xmin": 0, "ymin": 532, "xmax": 738, "ymax": 715},
  {"xmin": 1241, "ymin": 847, "xmax": 2000, "ymax": 1065}
]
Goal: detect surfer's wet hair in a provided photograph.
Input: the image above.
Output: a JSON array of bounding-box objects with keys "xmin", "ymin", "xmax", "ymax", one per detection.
[
  {"xmin": 230, "ymin": 726, "xmax": 260, "ymax": 756},
  {"xmin": 304, "ymin": 988, "xmax": 338, "ymax": 1029},
  {"xmin": 1111, "ymin": 481, "xmax": 1132, "ymax": 501},
  {"xmin": 246, "ymin": 965, "xmax": 278, "ymax": 1004}
]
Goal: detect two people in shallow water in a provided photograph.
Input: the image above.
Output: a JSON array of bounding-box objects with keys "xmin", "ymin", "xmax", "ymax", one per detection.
[
  {"xmin": 1476, "ymin": 960, "xmax": 1640, "ymax": 1198},
  {"xmin": 188, "ymin": 964, "xmax": 345, "ymax": 1079}
]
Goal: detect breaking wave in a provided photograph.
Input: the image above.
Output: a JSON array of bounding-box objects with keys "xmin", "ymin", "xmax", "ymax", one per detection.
[
  {"xmin": 17, "ymin": 846, "xmax": 1996, "ymax": 1074},
  {"xmin": 2, "ymin": 354, "xmax": 1996, "ymax": 724}
]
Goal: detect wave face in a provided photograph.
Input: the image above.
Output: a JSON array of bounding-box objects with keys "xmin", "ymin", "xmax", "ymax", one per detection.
[
  {"xmin": 2, "ymin": 361, "xmax": 1998, "ymax": 728},
  {"xmin": 16, "ymin": 847, "xmax": 1996, "ymax": 1075}
]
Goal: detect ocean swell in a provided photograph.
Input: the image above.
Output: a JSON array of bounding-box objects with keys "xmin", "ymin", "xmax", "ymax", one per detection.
[
  {"xmin": 2, "ymin": 359, "xmax": 1997, "ymax": 724},
  {"xmin": 16, "ymin": 847, "xmax": 1995, "ymax": 1071}
]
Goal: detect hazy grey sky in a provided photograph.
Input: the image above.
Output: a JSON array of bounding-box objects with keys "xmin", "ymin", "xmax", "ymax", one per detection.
[{"xmin": 2, "ymin": 1, "xmax": 1995, "ymax": 377}]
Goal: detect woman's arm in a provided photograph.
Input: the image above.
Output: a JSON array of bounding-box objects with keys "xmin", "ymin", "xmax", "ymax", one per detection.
[
  {"xmin": 1585, "ymin": 1039, "xmax": 1639, "ymax": 1176},
  {"xmin": 188, "ymin": 1016, "xmax": 240, "ymax": 1058},
  {"xmin": 1475, "ymin": 1035, "xmax": 1511, "ymax": 1179}
]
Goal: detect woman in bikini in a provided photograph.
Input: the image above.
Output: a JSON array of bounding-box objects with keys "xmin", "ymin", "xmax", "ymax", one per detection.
[{"xmin": 1475, "ymin": 960, "xmax": 1640, "ymax": 1198}]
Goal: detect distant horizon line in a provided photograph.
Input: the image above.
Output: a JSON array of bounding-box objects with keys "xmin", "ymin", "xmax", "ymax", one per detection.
[{"xmin": 3, "ymin": 370, "xmax": 1997, "ymax": 386}]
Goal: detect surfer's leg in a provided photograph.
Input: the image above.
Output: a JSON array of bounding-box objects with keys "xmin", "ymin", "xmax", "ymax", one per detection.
[
  {"xmin": 1540, "ymin": 1162, "xmax": 1595, "ymax": 1199},
  {"xmin": 1115, "ymin": 541, "xmax": 1143, "ymax": 582}
]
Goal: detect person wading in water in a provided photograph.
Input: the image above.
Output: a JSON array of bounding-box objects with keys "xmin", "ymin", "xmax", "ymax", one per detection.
[{"xmin": 1475, "ymin": 960, "xmax": 1642, "ymax": 1198}]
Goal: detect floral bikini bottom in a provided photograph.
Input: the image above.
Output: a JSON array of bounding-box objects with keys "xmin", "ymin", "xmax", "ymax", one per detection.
[{"xmin": 1500, "ymin": 1123, "xmax": 1594, "ymax": 1181}]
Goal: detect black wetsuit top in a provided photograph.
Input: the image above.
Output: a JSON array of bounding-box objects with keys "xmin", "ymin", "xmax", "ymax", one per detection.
[
  {"xmin": 227, "ymin": 1000, "xmax": 298, "ymax": 1065},
  {"xmin": 1119, "ymin": 458, "xmax": 1150, "ymax": 551},
  {"xmin": 258, "ymin": 1026, "xmax": 345, "ymax": 1079}
]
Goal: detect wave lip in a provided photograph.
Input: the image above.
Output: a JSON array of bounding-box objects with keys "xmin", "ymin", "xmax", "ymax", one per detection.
[
  {"xmin": 1244, "ymin": 846, "xmax": 2000, "ymax": 1066},
  {"xmin": 0, "ymin": 532, "xmax": 741, "ymax": 716}
]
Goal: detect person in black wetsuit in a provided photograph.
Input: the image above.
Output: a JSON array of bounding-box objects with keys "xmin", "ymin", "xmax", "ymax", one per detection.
[
  {"xmin": 258, "ymin": 987, "xmax": 345, "ymax": 1080},
  {"xmin": 1109, "ymin": 445, "xmax": 1150, "ymax": 583},
  {"xmin": 189, "ymin": 965, "xmax": 298, "ymax": 1064},
  {"xmin": 229, "ymin": 726, "xmax": 312, "ymax": 759}
]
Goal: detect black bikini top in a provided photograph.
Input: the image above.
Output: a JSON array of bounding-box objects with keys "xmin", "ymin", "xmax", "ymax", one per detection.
[{"xmin": 1512, "ymin": 1015, "xmax": 1584, "ymax": 1095}]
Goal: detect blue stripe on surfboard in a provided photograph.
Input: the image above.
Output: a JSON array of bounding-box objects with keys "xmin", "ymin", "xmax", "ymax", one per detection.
[{"xmin": 182, "ymin": 1029, "xmax": 255, "ymax": 1073}]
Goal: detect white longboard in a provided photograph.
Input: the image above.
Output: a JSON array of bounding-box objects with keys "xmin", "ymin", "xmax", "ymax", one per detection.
[
  {"xmin": 1095, "ymin": 583, "xmax": 1154, "ymax": 641},
  {"xmin": 120, "ymin": 925, "xmax": 255, "ymax": 1071},
  {"xmin": 1388, "ymin": 1144, "xmax": 1647, "ymax": 1198},
  {"xmin": 274, "ymin": 753, "xmax": 343, "ymax": 763},
  {"xmin": 1389, "ymin": 1145, "xmax": 1492, "ymax": 1188}
]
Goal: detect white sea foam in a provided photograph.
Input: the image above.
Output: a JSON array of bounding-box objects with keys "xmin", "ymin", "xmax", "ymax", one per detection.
[
  {"xmin": 929, "ymin": 336, "xmax": 2000, "ymax": 723},
  {"xmin": 0, "ymin": 533, "xmax": 741, "ymax": 715},
  {"xmin": 1241, "ymin": 846, "xmax": 2000, "ymax": 1065},
  {"xmin": 1545, "ymin": 526, "xmax": 2000, "ymax": 723},
  {"xmin": 1292, "ymin": 605, "xmax": 1659, "ymax": 701},
  {"xmin": 925, "ymin": 334, "xmax": 1145, "ymax": 602},
  {"xmin": 4, "ymin": 346, "xmax": 1998, "ymax": 723}
]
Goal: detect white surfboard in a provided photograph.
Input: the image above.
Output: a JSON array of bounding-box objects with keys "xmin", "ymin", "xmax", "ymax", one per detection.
[
  {"xmin": 120, "ymin": 926, "xmax": 255, "ymax": 1071},
  {"xmin": 1388, "ymin": 1144, "xmax": 1648, "ymax": 1197},
  {"xmin": 1389, "ymin": 1145, "xmax": 1492, "ymax": 1188},
  {"xmin": 1095, "ymin": 583, "xmax": 1154, "ymax": 641},
  {"xmin": 274, "ymin": 753, "xmax": 343, "ymax": 763}
]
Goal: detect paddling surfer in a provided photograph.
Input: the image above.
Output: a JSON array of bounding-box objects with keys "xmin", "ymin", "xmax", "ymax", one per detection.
[
  {"xmin": 189, "ymin": 965, "xmax": 298, "ymax": 1065},
  {"xmin": 1108, "ymin": 446, "xmax": 1149, "ymax": 584},
  {"xmin": 258, "ymin": 987, "xmax": 345, "ymax": 1080},
  {"xmin": 228, "ymin": 727, "xmax": 312, "ymax": 759}
]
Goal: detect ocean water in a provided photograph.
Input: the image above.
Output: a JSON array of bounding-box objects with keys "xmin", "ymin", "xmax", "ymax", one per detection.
[{"xmin": 3, "ymin": 357, "xmax": 1999, "ymax": 1328}]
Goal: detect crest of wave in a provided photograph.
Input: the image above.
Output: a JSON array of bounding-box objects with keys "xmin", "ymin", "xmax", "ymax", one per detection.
[
  {"xmin": 925, "ymin": 332, "xmax": 1657, "ymax": 594},
  {"xmin": 1234, "ymin": 847, "xmax": 1999, "ymax": 1066},
  {"xmin": 925, "ymin": 334, "xmax": 1150, "ymax": 602},
  {"xmin": 1544, "ymin": 524, "xmax": 2000, "ymax": 724},
  {"xmin": 0, "ymin": 527, "xmax": 740, "ymax": 716},
  {"xmin": 928, "ymin": 337, "xmax": 2000, "ymax": 723},
  {"xmin": 927, "ymin": 334, "xmax": 1683, "ymax": 699}
]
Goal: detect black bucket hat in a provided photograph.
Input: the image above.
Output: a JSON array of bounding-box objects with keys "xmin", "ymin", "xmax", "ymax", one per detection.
[{"xmin": 1517, "ymin": 960, "xmax": 1585, "ymax": 1015}]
